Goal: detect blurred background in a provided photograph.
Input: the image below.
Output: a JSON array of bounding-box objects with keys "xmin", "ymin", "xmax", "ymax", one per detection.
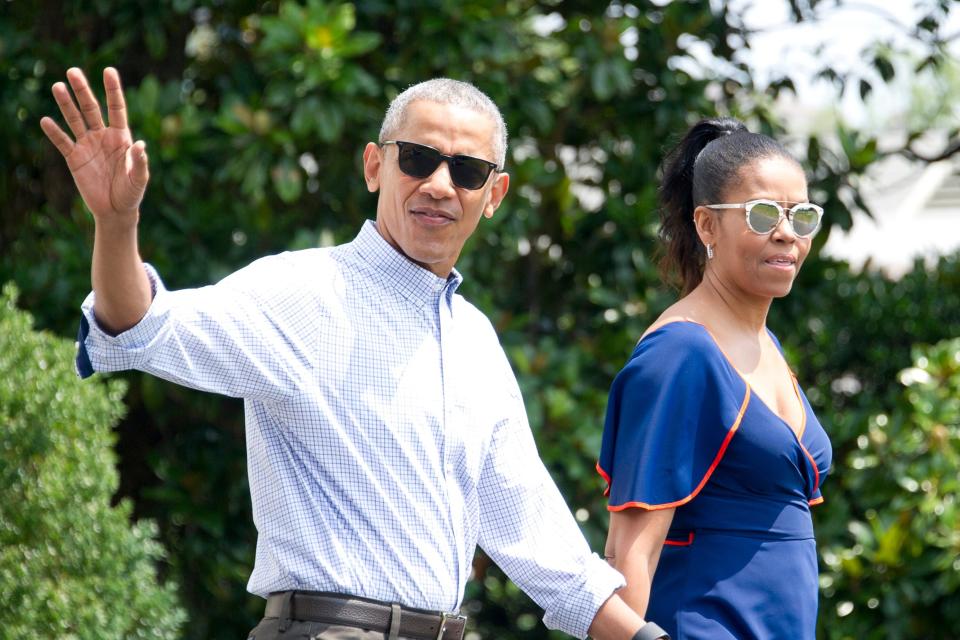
[{"xmin": 2, "ymin": 1, "xmax": 959, "ymax": 638}]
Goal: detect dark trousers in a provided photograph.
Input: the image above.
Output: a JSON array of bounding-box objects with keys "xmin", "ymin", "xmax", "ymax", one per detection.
[{"xmin": 246, "ymin": 617, "xmax": 414, "ymax": 640}]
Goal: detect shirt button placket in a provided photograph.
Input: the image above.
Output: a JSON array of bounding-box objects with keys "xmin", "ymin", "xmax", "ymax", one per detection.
[{"xmin": 437, "ymin": 281, "xmax": 465, "ymax": 603}]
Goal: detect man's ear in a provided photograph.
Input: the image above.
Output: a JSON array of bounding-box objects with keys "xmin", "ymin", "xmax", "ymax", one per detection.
[
  {"xmin": 482, "ymin": 171, "xmax": 510, "ymax": 219},
  {"xmin": 362, "ymin": 142, "xmax": 382, "ymax": 193},
  {"xmin": 693, "ymin": 205, "xmax": 718, "ymax": 246}
]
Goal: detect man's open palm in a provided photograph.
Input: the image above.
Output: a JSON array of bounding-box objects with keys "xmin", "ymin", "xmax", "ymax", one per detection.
[{"xmin": 40, "ymin": 67, "xmax": 149, "ymax": 222}]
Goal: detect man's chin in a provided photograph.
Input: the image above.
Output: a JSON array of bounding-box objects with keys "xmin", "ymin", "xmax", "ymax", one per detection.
[{"xmin": 395, "ymin": 244, "xmax": 453, "ymax": 275}]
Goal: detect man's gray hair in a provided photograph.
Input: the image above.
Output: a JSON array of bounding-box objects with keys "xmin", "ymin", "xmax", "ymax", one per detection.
[{"xmin": 378, "ymin": 78, "xmax": 508, "ymax": 169}]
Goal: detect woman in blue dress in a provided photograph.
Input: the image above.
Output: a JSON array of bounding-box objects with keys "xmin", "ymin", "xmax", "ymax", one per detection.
[{"xmin": 598, "ymin": 117, "xmax": 833, "ymax": 640}]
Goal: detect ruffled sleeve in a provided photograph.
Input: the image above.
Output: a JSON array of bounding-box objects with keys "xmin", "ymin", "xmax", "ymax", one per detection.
[{"xmin": 597, "ymin": 322, "xmax": 750, "ymax": 511}]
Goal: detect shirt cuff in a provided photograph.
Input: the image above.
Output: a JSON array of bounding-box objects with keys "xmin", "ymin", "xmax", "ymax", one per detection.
[
  {"xmin": 76, "ymin": 263, "xmax": 169, "ymax": 377},
  {"xmin": 541, "ymin": 553, "xmax": 626, "ymax": 640}
]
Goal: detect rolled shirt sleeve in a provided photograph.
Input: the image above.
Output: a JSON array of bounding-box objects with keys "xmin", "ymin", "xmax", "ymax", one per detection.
[{"xmin": 78, "ymin": 262, "xmax": 172, "ymax": 376}]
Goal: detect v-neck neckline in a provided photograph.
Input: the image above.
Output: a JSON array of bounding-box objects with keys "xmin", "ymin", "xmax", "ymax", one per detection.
[{"xmin": 653, "ymin": 320, "xmax": 808, "ymax": 441}]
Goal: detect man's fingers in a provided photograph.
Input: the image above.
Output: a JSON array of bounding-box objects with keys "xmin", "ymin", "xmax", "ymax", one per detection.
[
  {"xmin": 66, "ymin": 67, "xmax": 105, "ymax": 131},
  {"xmin": 52, "ymin": 81, "xmax": 87, "ymax": 140},
  {"xmin": 103, "ymin": 67, "xmax": 128, "ymax": 131},
  {"xmin": 129, "ymin": 140, "xmax": 150, "ymax": 189},
  {"xmin": 39, "ymin": 116, "xmax": 75, "ymax": 159}
]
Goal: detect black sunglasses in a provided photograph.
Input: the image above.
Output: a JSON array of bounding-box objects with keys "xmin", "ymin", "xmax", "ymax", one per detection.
[{"xmin": 381, "ymin": 140, "xmax": 499, "ymax": 190}]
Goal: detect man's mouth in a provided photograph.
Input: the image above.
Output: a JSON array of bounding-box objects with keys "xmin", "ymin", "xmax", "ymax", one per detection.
[{"xmin": 410, "ymin": 206, "xmax": 456, "ymax": 223}]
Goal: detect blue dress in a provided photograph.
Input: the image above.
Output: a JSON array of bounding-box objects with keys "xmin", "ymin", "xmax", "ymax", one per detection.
[{"xmin": 598, "ymin": 321, "xmax": 832, "ymax": 639}]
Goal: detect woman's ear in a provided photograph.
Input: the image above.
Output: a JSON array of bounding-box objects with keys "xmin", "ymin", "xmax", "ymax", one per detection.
[{"xmin": 693, "ymin": 205, "xmax": 718, "ymax": 247}]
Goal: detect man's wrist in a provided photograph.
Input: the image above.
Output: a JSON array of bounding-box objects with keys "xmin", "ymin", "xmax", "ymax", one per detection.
[{"xmin": 631, "ymin": 621, "xmax": 670, "ymax": 640}]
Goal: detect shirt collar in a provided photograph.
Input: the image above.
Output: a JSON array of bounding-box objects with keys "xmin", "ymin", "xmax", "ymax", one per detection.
[{"xmin": 352, "ymin": 220, "xmax": 463, "ymax": 307}]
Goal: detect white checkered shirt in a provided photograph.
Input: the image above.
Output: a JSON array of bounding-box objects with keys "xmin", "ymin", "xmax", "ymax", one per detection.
[{"xmin": 77, "ymin": 221, "xmax": 623, "ymax": 638}]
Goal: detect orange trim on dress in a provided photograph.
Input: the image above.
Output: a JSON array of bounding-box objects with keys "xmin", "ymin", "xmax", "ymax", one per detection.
[
  {"xmin": 801, "ymin": 444, "xmax": 821, "ymax": 493},
  {"xmin": 789, "ymin": 375, "xmax": 808, "ymax": 440},
  {"xmin": 808, "ymin": 496, "xmax": 824, "ymax": 507},
  {"xmin": 596, "ymin": 462, "xmax": 612, "ymax": 497},
  {"xmin": 605, "ymin": 383, "xmax": 751, "ymax": 512},
  {"xmin": 694, "ymin": 320, "xmax": 822, "ymax": 500},
  {"xmin": 790, "ymin": 376, "xmax": 823, "ymax": 497},
  {"xmin": 663, "ymin": 532, "xmax": 695, "ymax": 546}
]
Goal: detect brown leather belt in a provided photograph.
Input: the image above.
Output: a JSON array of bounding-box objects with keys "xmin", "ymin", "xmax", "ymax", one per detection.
[{"xmin": 264, "ymin": 591, "xmax": 466, "ymax": 640}]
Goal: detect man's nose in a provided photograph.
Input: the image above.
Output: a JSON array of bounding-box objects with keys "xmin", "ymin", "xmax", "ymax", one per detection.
[{"xmin": 418, "ymin": 159, "xmax": 457, "ymax": 198}]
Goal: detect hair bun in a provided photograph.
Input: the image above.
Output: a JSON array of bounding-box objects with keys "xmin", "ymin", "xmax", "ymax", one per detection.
[
  {"xmin": 712, "ymin": 116, "xmax": 748, "ymax": 136},
  {"xmin": 693, "ymin": 117, "xmax": 748, "ymax": 154}
]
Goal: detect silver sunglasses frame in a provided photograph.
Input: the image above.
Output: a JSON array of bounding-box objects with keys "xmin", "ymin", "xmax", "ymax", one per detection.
[{"xmin": 705, "ymin": 199, "xmax": 824, "ymax": 237}]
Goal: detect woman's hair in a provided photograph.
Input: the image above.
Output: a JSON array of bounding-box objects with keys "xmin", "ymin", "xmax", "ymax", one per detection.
[{"xmin": 657, "ymin": 116, "xmax": 799, "ymax": 293}]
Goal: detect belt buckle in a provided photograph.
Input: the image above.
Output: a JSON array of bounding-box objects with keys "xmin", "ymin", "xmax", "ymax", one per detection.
[{"xmin": 435, "ymin": 612, "xmax": 464, "ymax": 640}]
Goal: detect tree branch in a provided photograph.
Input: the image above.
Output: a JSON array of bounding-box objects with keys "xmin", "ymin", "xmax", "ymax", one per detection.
[{"xmin": 902, "ymin": 137, "xmax": 960, "ymax": 163}]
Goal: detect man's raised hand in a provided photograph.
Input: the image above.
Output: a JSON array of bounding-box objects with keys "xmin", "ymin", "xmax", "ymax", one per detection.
[{"xmin": 40, "ymin": 67, "xmax": 149, "ymax": 224}]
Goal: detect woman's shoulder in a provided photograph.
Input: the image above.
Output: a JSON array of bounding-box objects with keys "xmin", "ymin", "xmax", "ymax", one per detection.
[
  {"xmin": 634, "ymin": 317, "xmax": 720, "ymax": 359},
  {"xmin": 614, "ymin": 319, "xmax": 728, "ymax": 394}
]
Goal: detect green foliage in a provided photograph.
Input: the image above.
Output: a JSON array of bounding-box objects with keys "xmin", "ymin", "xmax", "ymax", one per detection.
[
  {"xmin": 0, "ymin": 284, "xmax": 185, "ymax": 638},
  {"xmin": 770, "ymin": 253, "xmax": 960, "ymax": 639},
  {"xmin": 816, "ymin": 337, "xmax": 960, "ymax": 640},
  {"xmin": 2, "ymin": 1, "xmax": 958, "ymax": 638}
]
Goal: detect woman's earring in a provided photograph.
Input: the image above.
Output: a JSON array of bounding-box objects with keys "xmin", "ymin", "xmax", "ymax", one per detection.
[{"xmin": 706, "ymin": 243, "xmax": 714, "ymax": 260}]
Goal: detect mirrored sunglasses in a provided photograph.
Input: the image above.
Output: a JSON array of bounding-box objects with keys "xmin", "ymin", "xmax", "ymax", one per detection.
[
  {"xmin": 706, "ymin": 199, "xmax": 824, "ymax": 238},
  {"xmin": 381, "ymin": 140, "xmax": 499, "ymax": 190}
]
